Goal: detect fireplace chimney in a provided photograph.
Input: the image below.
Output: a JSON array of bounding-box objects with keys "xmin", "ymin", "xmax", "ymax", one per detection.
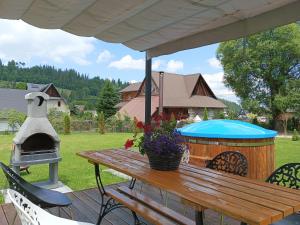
[{"xmin": 159, "ymin": 71, "xmax": 164, "ymax": 114}]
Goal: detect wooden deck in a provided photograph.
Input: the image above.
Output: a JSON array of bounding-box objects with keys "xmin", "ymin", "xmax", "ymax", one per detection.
[{"xmin": 0, "ymin": 181, "xmax": 240, "ymax": 225}]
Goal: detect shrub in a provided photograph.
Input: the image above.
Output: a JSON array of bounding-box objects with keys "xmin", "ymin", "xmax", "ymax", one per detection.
[
  {"xmin": 203, "ymin": 108, "xmax": 209, "ymax": 120},
  {"xmin": 64, "ymin": 115, "xmax": 71, "ymax": 134},
  {"xmin": 48, "ymin": 109, "xmax": 65, "ymax": 133},
  {"xmin": 98, "ymin": 111, "xmax": 105, "ymax": 134},
  {"xmin": 292, "ymin": 129, "xmax": 299, "ymax": 141}
]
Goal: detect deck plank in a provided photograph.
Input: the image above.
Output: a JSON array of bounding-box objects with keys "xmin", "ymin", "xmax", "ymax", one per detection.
[
  {"xmin": 0, "ymin": 182, "xmax": 241, "ymax": 225},
  {"xmin": 2, "ymin": 203, "xmax": 21, "ymax": 225},
  {"xmin": 0, "ymin": 205, "xmax": 8, "ymax": 225}
]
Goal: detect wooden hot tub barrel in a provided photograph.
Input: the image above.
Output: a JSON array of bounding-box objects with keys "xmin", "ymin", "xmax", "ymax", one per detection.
[{"xmin": 178, "ymin": 120, "xmax": 277, "ymax": 180}]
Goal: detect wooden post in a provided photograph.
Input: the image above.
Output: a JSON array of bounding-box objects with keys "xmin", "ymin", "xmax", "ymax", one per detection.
[{"xmin": 145, "ymin": 52, "xmax": 152, "ymax": 125}]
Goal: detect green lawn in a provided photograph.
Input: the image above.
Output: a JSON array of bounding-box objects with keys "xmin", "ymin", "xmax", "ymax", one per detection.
[{"xmin": 0, "ymin": 134, "xmax": 299, "ymax": 203}]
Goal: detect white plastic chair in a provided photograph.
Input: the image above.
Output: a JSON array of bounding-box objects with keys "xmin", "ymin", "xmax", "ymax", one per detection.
[{"xmin": 7, "ymin": 189, "xmax": 93, "ymax": 225}]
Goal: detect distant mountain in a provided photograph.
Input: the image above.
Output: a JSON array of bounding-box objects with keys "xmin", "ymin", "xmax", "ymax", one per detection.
[
  {"xmin": 0, "ymin": 60, "xmax": 128, "ymax": 109},
  {"xmin": 219, "ymin": 98, "xmax": 241, "ymax": 113}
]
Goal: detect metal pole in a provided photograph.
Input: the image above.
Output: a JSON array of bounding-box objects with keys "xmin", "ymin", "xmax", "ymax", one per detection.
[
  {"xmin": 145, "ymin": 52, "xmax": 152, "ymax": 125},
  {"xmin": 158, "ymin": 71, "xmax": 164, "ymax": 114}
]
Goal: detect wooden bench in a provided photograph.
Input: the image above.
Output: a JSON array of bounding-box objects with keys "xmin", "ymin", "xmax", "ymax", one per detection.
[{"xmin": 106, "ymin": 186, "xmax": 195, "ymax": 225}]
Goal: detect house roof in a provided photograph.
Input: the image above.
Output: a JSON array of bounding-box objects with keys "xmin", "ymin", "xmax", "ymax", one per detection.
[
  {"xmin": 27, "ymin": 83, "xmax": 47, "ymax": 91},
  {"xmin": 144, "ymin": 71, "xmax": 225, "ymax": 108},
  {"xmin": 0, "ymin": 88, "xmax": 30, "ymax": 113},
  {"xmin": 118, "ymin": 72, "xmax": 226, "ymax": 120},
  {"xmin": 118, "ymin": 96, "xmax": 159, "ymax": 122},
  {"xmin": 0, "ymin": 1, "xmax": 298, "ymax": 57},
  {"xmin": 119, "ymin": 82, "xmax": 142, "ymax": 93},
  {"xmin": 0, "ymin": 83, "xmax": 67, "ymax": 114}
]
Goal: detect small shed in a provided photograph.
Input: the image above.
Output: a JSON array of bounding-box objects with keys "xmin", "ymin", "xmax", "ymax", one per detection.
[{"xmin": 178, "ymin": 120, "xmax": 277, "ymax": 180}]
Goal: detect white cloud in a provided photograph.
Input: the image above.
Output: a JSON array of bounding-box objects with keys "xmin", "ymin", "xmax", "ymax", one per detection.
[
  {"xmin": 109, "ymin": 55, "xmax": 144, "ymax": 70},
  {"xmin": 202, "ymin": 72, "xmax": 239, "ymax": 102},
  {"xmin": 109, "ymin": 55, "xmax": 161, "ymax": 70},
  {"xmin": 207, "ymin": 57, "xmax": 222, "ymax": 69},
  {"xmin": 96, "ymin": 50, "xmax": 113, "ymax": 63},
  {"xmin": 165, "ymin": 60, "xmax": 184, "ymax": 73},
  {"xmin": 0, "ymin": 19, "xmax": 95, "ymax": 66},
  {"xmin": 152, "ymin": 60, "xmax": 162, "ymax": 70},
  {"xmin": 130, "ymin": 80, "xmax": 137, "ymax": 83}
]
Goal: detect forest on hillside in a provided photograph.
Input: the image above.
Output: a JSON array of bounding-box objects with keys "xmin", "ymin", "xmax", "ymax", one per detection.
[{"xmin": 0, "ymin": 60, "xmax": 128, "ymax": 109}]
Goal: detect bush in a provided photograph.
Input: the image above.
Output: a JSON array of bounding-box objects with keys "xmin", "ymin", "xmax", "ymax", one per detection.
[
  {"xmin": 203, "ymin": 108, "xmax": 208, "ymax": 120},
  {"xmin": 292, "ymin": 129, "xmax": 299, "ymax": 141},
  {"xmin": 98, "ymin": 111, "xmax": 105, "ymax": 134},
  {"xmin": 64, "ymin": 115, "xmax": 71, "ymax": 134},
  {"xmin": 213, "ymin": 111, "xmax": 225, "ymax": 119},
  {"xmin": 48, "ymin": 109, "xmax": 65, "ymax": 133},
  {"xmin": 105, "ymin": 113, "xmax": 135, "ymax": 133}
]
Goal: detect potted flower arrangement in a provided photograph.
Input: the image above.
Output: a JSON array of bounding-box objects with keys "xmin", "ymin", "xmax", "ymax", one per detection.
[{"xmin": 124, "ymin": 114, "xmax": 187, "ymax": 171}]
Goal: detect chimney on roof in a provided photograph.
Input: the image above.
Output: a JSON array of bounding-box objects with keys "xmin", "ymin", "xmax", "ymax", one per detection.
[{"xmin": 159, "ymin": 71, "xmax": 164, "ymax": 114}]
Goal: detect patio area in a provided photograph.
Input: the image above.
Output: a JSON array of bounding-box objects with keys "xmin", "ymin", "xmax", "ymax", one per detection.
[{"xmin": 0, "ymin": 181, "xmax": 240, "ymax": 225}]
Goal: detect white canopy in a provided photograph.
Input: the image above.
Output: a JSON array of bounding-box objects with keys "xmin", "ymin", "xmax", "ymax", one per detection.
[{"xmin": 0, "ymin": 0, "xmax": 299, "ymax": 57}]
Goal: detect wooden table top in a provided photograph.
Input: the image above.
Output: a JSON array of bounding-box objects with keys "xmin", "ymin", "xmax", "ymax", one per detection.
[{"xmin": 77, "ymin": 149, "xmax": 300, "ymax": 225}]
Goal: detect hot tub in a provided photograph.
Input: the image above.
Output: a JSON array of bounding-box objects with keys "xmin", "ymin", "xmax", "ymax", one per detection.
[{"xmin": 178, "ymin": 120, "xmax": 277, "ymax": 180}]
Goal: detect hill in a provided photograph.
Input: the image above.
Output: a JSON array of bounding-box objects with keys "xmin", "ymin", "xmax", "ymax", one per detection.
[
  {"xmin": 219, "ymin": 98, "xmax": 241, "ymax": 113},
  {"xmin": 0, "ymin": 60, "xmax": 128, "ymax": 109}
]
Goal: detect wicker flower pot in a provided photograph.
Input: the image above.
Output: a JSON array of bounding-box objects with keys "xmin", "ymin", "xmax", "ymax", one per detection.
[{"xmin": 145, "ymin": 149, "xmax": 183, "ymax": 171}]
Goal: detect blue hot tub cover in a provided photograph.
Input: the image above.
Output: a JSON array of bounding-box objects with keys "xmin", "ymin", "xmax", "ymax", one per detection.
[{"xmin": 178, "ymin": 120, "xmax": 277, "ymax": 139}]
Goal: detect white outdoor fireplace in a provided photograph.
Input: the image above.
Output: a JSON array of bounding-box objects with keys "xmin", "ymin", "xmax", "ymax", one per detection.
[{"xmin": 11, "ymin": 92, "xmax": 61, "ymax": 187}]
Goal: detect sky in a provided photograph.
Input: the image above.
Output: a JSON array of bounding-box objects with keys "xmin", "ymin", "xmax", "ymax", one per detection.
[{"xmin": 0, "ymin": 19, "xmax": 238, "ymax": 102}]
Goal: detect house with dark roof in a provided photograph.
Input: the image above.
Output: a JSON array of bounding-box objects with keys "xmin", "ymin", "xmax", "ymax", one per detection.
[
  {"xmin": 117, "ymin": 72, "xmax": 226, "ymax": 122},
  {"xmin": 0, "ymin": 83, "xmax": 69, "ymax": 131}
]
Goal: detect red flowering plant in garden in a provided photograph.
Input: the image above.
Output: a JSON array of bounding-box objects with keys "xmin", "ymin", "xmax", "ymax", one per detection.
[{"xmin": 124, "ymin": 113, "xmax": 187, "ymax": 156}]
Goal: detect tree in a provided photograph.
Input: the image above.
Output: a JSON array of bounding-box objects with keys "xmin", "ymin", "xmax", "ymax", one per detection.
[
  {"xmin": 217, "ymin": 23, "xmax": 300, "ymax": 128},
  {"xmin": 274, "ymin": 79, "xmax": 300, "ymax": 134},
  {"xmin": 203, "ymin": 108, "xmax": 209, "ymax": 120},
  {"xmin": 0, "ymin": 109, "xmax": 26, "ymax": 132},
  {"xmin": 97, "ymin": 80, "xmax": 120, "ymax": 118},
  {"xmin": 64, "ymin": 114, "xmax": 71, "ymax": 134},
  {"xmin": 98, "ymin": 111, "xmax": 105, "ymax": 134}
]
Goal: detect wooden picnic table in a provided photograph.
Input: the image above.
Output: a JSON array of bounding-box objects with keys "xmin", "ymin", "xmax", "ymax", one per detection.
[{"xmin": 77, "ymin": 149, "xmax": 300, "ymax": 225}]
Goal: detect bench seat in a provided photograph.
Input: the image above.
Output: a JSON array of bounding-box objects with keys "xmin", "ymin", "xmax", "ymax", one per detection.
[{"xmin": 106, "ymin": 186, "xmax": 195, "ymax": 225}]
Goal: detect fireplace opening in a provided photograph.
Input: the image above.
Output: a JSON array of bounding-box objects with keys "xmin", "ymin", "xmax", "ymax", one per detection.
[{"xmin": 21, "ymin": 133, "xmax": 55, "ymax": 154}]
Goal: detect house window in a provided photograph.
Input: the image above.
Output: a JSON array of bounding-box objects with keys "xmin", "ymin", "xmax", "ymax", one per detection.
[{"xmin": 58, "ymin": 101, "xmax": 61, "ymax": 107}]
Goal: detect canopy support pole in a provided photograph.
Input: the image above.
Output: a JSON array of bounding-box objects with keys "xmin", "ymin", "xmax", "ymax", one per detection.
[{"xmin": 145, "ymin": 52, "xmax": 152, "ymax": 125}]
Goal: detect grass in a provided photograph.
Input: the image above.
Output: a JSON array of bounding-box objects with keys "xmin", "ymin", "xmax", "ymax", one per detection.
[
  {"xmin": 0, "ymin": 133, "xmax": 132, "ymax": 192},
  {"xmin": 0, "ymin": 134, "xmax": 299, "ymax": 204},
  {"xmin": 275, "ymin": 137, "xmax": 300, "ymax": 167}
]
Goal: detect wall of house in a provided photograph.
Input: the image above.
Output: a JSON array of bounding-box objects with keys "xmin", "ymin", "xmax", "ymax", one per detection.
[
  {"xmin": 121, "ymin": 91, "xmax": 138, "ymax": 102},
  {"xmin": 163, "ymin": 108, "xmax": 189, "ymax": 119},
  {"xmin": 47, "ymin": 99, "xmax": 70, "ymax": 114}
]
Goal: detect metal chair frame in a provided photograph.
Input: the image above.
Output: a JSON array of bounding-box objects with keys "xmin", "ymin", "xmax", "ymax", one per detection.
[{"xmin": 0, "ymin": 162, "xmax": 72, "ymax": 211}]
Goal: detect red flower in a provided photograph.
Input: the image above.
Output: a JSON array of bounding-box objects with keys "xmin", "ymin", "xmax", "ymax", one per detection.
[
  {"xmin": 124, "ymin": 139, "xmax": 134, "ymax": 149},
  {"xmin": 143, "ymin": 124, "xmax": 152, "ymax": 133},
  {"xmin": 153, "ymin": 114, "xmax": 162, "ymax": 122},
  {"xmin": 136, "ymin": 121, "xmax": 144, "ymax": 129}
]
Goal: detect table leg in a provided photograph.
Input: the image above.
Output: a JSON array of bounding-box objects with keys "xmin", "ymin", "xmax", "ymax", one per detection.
[
  {"xmin": 94, "ymin": 164, "xmax": 139, "ymax": 225},
  {"xmin": 195, "ymin": 210, "xmax": 204, "ymax": 225}
]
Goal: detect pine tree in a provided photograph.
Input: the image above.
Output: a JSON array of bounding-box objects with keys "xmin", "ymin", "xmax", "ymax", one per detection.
[
  {"xmin": 64, "ymin": 114, "xmax": 71, "ymax": 134},
  {"xmin": 203, "ymin": 108, "xmax": 209, "ymax": 120},
  {"xmin": 97, "ymin": 80, "xmax": 119, "ymax": 118}
]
